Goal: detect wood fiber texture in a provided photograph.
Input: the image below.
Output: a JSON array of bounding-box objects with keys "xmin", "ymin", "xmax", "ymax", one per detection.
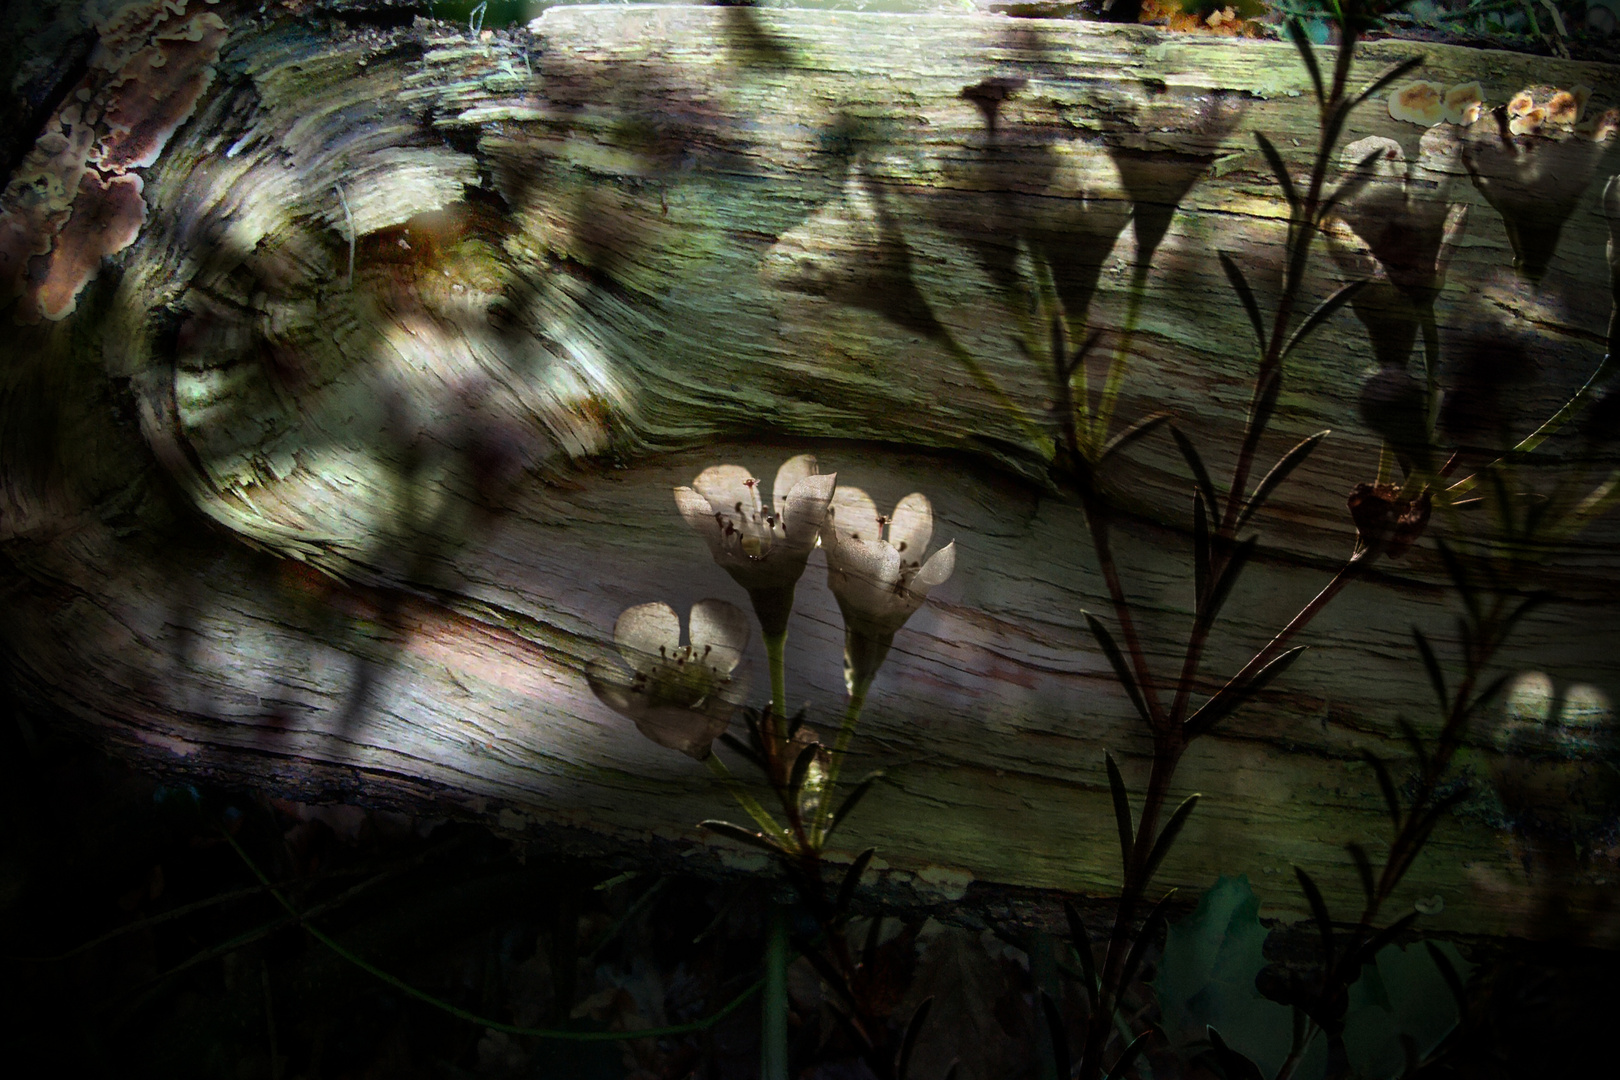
[{"xmin": 4, "ymin": 2, "xmax": 1619, "ymax": 936}]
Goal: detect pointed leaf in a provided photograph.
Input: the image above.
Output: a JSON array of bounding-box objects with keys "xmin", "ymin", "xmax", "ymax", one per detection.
[
  {"xmin": 1086, "ymin": 613, "xmax": 1152, "ymax": 726},
  {"xmin": 1104, "ymin": 1028, "xmax": 1155, "ymax": 1080},
  {"xmin": 1293, "ymin": 866, "xmax": 1335, "ymax": 967},
  {"xmin": 1280, "ymin": 280, "xmax": 1367, "ymax": 360},
  {"xmin": 1321, "ymin": 149, "xmax": 1390, "ymax": 222},
  {"xmin": 1254, "ymin": 132, "xmax": 1300, "ymax": 211},
  {"xmin": 1363, "ymin": 751, "xmax": 1403, "ymax": 828},
  {"xmin": 1100, "ymin": 411, "xmax": 1172, "ymax": 464},
  {"xmin": 1219, "ymin": 252, "xmax": 1268, "ymax": 355},
  {"xmin": 836, "ymin": 847, "xmax": 876, "ymax": 915},
  {"xmin": 1144, "ymin": 794, "xmax": 1201, "ymax": 884},
  {"xmin": 699, "ymin": 819, "xmax": 782, "ymax": 855},
  {"xmin": 1203, "ymin": 536, "xmax": 1259, "ymax": 631},
  {"xmin": 1288, "ymin": 18, "xmax": 1326, "ymax": 107},
  {"xmin": 1119, "ymin": 890, "xmax": 1176, "ymax": 995},
  {"xmin": 1353, "ymin": 56, "xmax": 1427, "ymax": 111},
  {"xmin": 1064, "ymin": 899, "xmax": 1099, "ymax": 1014},
  {"xmin": 895, "ymin": 996, "xmax": 933, "ymax": 1080},
  {"xmin": 1185, "ymin": 646, "xmax": 1307, "ymax": 737},
  {"xmin": 826, "ymin": 770, "xmax": 884, "ymax": 839},
  {"xmin": 1238, "ymin": 429, "xmax": 1330, "ymax": 531},
  {"xmin": 1412, "ymin": 629, "xmax": 1449, "ymax": 713},
  {"xmin": 1040, "ymin": 991, "xmax": 1072, "ymax": 1080},
  {"xmin": 1346, "ymin": 842, "xmax": 1376, "ymax": 907},
  {"xmin": 1106, "ymin": 751, "xmax": 1136, "ymax": 875},
  {"xmin": 788, "ymin": 741, "xmax": 819, "ymax": 804},
  {"xmin": 1171, "ymin": 426, "xmax": 1221, "ymax": 529}
]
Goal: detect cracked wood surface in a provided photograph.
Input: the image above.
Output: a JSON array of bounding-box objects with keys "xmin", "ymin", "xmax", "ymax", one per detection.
[{"xmin": 4, "ymin": 3, "xmax": 1620, "ymax": 938}]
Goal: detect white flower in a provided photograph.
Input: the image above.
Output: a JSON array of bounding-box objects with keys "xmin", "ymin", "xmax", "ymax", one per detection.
[
  {"xmin": 823, "ymin": 486, "xmax": 955, "ymax": 695},
  {"xmin": 586, "ymin": 600, "xmax": 750, "ymax": 759},
  {"xmin": 674, "ymin": 454, "xmax": 836, "ymax": 637}
]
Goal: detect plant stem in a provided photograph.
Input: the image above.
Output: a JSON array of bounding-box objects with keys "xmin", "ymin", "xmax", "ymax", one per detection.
[
  {"xmin": 764, "ymin": 630, "xmax": 789, "ymax": 722},
  {"xmin": 814, "ymin": 689, "xmax": 868, "ymax": 846},
  {"xmin": 762, "ymin": 902, "xmax": 791, "ymax": 1080}
]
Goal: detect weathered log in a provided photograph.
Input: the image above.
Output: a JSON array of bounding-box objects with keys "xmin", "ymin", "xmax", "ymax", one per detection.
[{"xmin": 4, "ymin": 1, "xmax": 1620, "ymax": 940}]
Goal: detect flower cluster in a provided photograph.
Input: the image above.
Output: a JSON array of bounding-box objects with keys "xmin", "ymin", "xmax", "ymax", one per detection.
[{"xmin": 589, "ymin": 453, "xmax": 956, "ymax": 762}]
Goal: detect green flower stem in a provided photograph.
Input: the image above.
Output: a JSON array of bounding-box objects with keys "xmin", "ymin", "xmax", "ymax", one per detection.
[
  {"xmin": 705, "ymin": 754, "xmax": 792, "ymax": 847},
  {"xmin": 224, "ymin": 830, "xmax": 761, "ymax": 1041},
  {"xmin": 764, "ymin": 629, "xmax": 788, "ymax": 722},
  {"xmin": 813, "ymin": 687, "xmax": 868, "ymax": 847},
  {"xmin": 761, "ymin": 902, "xmax": 791, "ymax": 1080}
]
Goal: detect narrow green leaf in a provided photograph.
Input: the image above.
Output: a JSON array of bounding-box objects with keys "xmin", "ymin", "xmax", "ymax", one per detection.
[
  {"xmin": 1086, "ymin": 613, "xmax": 1152, "ymax": 726},
  {"xmin": 1119, "ymin": 890, "xmax": 1176, "ymax": 996},
  {"xmin": 1204, "ymin": 535, "xmax": 1259, "ymax": 630},
  {"xmin": 1218, "ymin": 252, "xmax": 1268, "ymax": 355},
  {"xmin": 1171, "ymin": 425, "xmax": 1221, "ymax": 528},
  {"xmin": 1423, "ymin": 940, "xmax": 1469, "ymax": 1022},
  {"xmin": 699, "ymin": 820, "xmax": 782, "ymax": 855},
  {"xmin": 1063, "ymin": 899, "xmax": 1099, "ymax": 1014},
  {"xmin": 1363, "ymin": 751, "xmax": 1402, "ymax": 828},
  {"xmin": 826, "ymin": 771, "xmax": 884, "ymax": 840},
  {"xmin": 1185, "ymin": 646, "xmax": 1307, "ymax": 737},
  {"xmin": 1104, "ymin": 1029, "xmax": 1155, "ymax": 1080},
  {"xmin": 1280, "ymin": 280, "xmax": 1367, "ymax": 360},
  {"xmin": 1237, "ymin": 429, "xmax": 1330, "ymax": 531},
  {"xmin": 787, "ymin": 741, "xmax": 819, "ymax": 804},
  {"xmin": 836, "ymin": 848, "xmax": 876, "ymax": 915},
  {"xmin": 1346, "ymin": 842, "xmax": 1376, "ymax": 907},
  {"xmin": 1287, "ymin": 18, "xmax": 1326, "ymax": 106},
  {"xmin": 1106, "ymin": 751, "xmax": 1135, "ymax": 875},
  {"xmin": 1353, "ymin": 55, "xmax": 1427, "ymax": 111},
  {"xmin": 1412, "ymin": 629, "xmax": 1449, "ymax": 713},
  {"xmin": 1144, "ymin": 794, "xmax": 1200, "ymax": 884},
  {"xmin": 895, "ymin": 996, "xmax": 933, "ymax": 1080},
  {"xmin": 1254, "ymin": 132, "xmax": 1300, "ymax": 211},
  {"xmin": 1040, "ymin": 991, "xmax": 1072, "ymax": 1080},
  {"xmin": 1100, "ymin": 411, "xmax": 1172, "ymax": 464}
]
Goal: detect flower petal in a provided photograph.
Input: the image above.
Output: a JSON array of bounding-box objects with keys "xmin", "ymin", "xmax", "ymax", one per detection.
[
  {"xmin": 772, "ymin": 454, "xmax": 820, "ymax": 519},
  {"xmin": 675, "ymin": 485, "xmax": 726, "ymax": 556},
  {"xmin": 781, "ymin": 470, "xmax": 837, "ymax": 550},
  {"xmin": 887, "ymin": 492, "xmax": 934, "ymax": 561},
  {"xmin": 827, "ymin": 486, "xmax": 881, "ymax": 545},
  {"xmin": 614, "ymin": 601, "xmax": 680, "ymax": 670},
  {"xmin": 688, "ymin": 598, "xmax": 750, "ymax": 674},
  {"xmin": 693, "ymin": 464, "xmax": 761, "ymax": 518},
  {"xmin": 585, "ymin": 657, "xmax": 636, "ymax": 715},
  {"xmin": 912, "ymin": 539, "xmax": 956, "ymax": 592},
  {"xmin": 632, "ymin": 703, "xmax": 734, "ymax": 760},
  {"xmin": 827, "ymin": 534, "xmax": 904, "ymax": 627}
]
